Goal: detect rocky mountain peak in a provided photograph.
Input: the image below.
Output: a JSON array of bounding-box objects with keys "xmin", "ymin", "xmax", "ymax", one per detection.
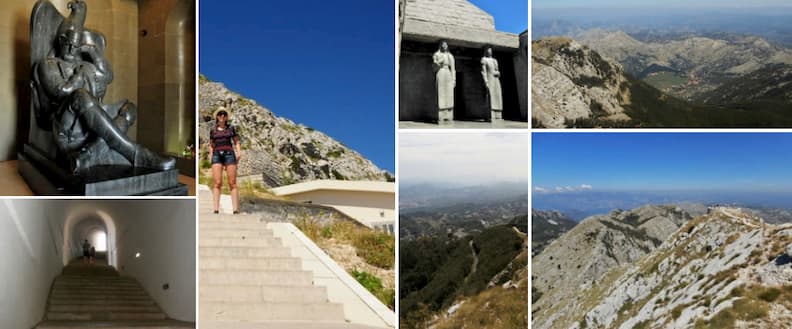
[
  {"xmin": 198, "ymin": 76, "xmax": 392, "ymax": 187},
  {"xmin": 534, "ymin": 206, "xmax": 792, "ymax": 329},
  {"xmin": 532, "ymin": 205, "xmax": 695, "ymax": 329},
  {"xmin": 532, "ymin": 38, "xmax": 631, "ymax": 128}
]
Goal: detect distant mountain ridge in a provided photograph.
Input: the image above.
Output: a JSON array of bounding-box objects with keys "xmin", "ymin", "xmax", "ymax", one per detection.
[
  {"xmin": 574, "ymin": 29, "xmax": 792, "ymax": 100},
  {"xmin": 399, "ymin": 195, "xmax": 528, "ymax": 240},
  {"xmin": 198, "ymin": 76, "xmax": 392, "ymax": 187},
  {"xmin": 532, "ymin": 36, "xmax": 792, "ymax": 128},
  {"xmin": 532, "ymin": 209, "xmax": 577, "ymax": 256}
]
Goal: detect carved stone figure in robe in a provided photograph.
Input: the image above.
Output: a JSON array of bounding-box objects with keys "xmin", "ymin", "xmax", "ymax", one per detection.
[
  {"xmin": 433, "ymin": 41, "xmax": 455, "ymax": 123},
  {"xmin": 30, "ymin": 0, "xmax": 174, "ymax": 173},
  {"xmin": 481, "ymin": 47, "xmax": 503, "ymax": 121}
]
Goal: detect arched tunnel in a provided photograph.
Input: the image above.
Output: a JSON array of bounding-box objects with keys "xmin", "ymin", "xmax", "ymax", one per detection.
[
  {"xmin": 66, "ymin": 213, "xmax": 115, "ymax": 267},
  {"xmin": 0, "ymin": 199, "xmax": 196, "ymax": 328}
]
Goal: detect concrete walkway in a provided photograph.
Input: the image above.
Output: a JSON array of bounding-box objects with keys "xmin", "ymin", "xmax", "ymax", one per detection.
[
  {"xmin": 399, "ymin": 119, "xmax": 528, "ymax": 129},
  {"xmin": 198, "ymin": 186, "xmax": 393, "ymax": 328}
]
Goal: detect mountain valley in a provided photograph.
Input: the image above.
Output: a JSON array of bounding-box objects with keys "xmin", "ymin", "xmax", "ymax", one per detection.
[{"xmin": 532, "ymin": 30, "xmax": 792, "ymax": 128}]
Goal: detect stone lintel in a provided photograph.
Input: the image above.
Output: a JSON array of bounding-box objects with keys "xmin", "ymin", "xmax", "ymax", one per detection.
[{"xmin": 402, "ymin": 18, "xmax": 519, "ymax": 50}]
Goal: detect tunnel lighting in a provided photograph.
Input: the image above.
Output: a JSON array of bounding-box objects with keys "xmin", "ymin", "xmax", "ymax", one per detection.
[{"xmin": 135, "ymin": 252, "xmax": 141, "ymax": 258}]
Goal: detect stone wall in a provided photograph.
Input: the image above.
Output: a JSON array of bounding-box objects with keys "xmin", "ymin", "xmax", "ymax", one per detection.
[
  {"xmin": 243, "ymin": 198, "xmax": 364, "ymax": 228},
  {"xmin": 138, "ymin": 0, "xmax": 195, "ymax": 156},
  {"xmin": 404, "ymin": 0, "xmax": 494, "ymax": 30},
  {"xmin": 0, "ymin": 0, "xmax": 138, "ymax": 161}
]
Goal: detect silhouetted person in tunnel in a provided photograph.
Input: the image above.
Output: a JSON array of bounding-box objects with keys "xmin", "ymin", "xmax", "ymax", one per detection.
[
  {"xmin": 82, "ymin": 239, "xmax": 91, "ymax": 264},
  {"xmin": 90, "ymin": 246, "xmax": 96, "ymax": 264}
]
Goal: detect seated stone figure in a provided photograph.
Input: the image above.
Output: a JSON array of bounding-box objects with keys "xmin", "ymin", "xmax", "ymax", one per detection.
[{"xmin": 30, "ymin": 0, "xmax": 174, "ymax": 173}]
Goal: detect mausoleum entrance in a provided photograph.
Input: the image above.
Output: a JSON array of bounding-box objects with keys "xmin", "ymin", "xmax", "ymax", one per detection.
[{"xmin": 400, "ymin": 40, "xmax": 520, "ymax": 122}]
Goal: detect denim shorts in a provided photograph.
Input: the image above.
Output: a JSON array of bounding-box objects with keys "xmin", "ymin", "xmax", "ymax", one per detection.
[{"xmin": 211, "ymin": 150, "xmax": 237, "ymax": 166}]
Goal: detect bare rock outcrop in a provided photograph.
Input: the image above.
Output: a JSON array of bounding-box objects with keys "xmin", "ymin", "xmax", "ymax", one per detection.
[
  {"xmin": 531, "ymin": 38, "xmax": 631, "ymax": 128},
  {"xmin": 199, "ymin": 76, "xmax": 392, "ymax": 187}
]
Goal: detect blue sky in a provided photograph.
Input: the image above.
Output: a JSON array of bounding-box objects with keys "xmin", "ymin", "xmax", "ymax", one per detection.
[
  {"xmin": 469, "ymin": 0, "xmax": 527, "ymax": 33},
  {"xmin": 534, "ymin": 0, "xmax": 792, "ymax": 9},
  {"xmin": 533, "ymin": 133, "xmax": 792, "ymax": 193},
  {"xmin": 200, "ymin": 0, "xmax": 394, "ymax": 172}
]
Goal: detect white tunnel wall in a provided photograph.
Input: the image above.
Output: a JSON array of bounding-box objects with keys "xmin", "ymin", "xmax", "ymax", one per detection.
[
  {"xmin": 114, "ymin": 200, "xmax": 196, "ymax": 322},
  {"xmin": 0, "ymin": 200, "xmax": 64, "ymax": 329}
]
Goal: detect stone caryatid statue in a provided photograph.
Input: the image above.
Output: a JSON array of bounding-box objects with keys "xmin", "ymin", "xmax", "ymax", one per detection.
[
  {"xmin": 481, "ymin": 47, "xmax": 503, "ymax": 121},
  {"xmin": 433, "ymin": 41, "xmax": 455, "ymax": 123},
  {"xmin": 29, "ymin": 0, "xmax": 174, "ymax": 174}
]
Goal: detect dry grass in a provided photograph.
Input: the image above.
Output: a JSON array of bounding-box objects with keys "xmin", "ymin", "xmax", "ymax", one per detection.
[
  {"xmin": 696, "ymin": 284, "xmax": 788, "ymax": 328},
  {"xmin": 434, "ymin": 284, "xmax": 527, "ymax": 329},
  {"xmin": 293, "ymin": 215, "xmax": 395, "ymax": 307}
]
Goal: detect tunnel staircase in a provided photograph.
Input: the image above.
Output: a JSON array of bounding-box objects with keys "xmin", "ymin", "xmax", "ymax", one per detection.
[
  {"xmin": 35, "ymin": 261, "xmax": 193, "ymax": 328},
  {"xmin": 198, "ymin": 189, "xmax": 374, "ymax": 328}
]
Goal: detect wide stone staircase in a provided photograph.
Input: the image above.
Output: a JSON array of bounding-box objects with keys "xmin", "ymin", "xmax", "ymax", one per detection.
[
  {"xmin": 35, "ymin": 261, "xmax": 193, "ymax": 328},
  {"xmin": 198, "ymin": 189, "xmax": 353, "ymax": 328}
]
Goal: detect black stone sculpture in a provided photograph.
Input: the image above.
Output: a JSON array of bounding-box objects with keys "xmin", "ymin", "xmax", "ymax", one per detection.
[{"xmin": 19, "ymin": 0, "xmax": 187, "ymax": 195}]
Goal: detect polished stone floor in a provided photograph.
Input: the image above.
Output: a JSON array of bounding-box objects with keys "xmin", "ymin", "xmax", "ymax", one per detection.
[
  {"xmin": 399, "ymin": 120, "xmax": 529, "ymax": 129},
  {"xmin": 0, "ymin": 161, "xmax": 196, "ymax": 196}
]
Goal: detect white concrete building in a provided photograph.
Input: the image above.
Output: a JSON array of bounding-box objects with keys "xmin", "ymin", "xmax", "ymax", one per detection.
[{"xmin": 270, "ymin": 180, "xmax": 395, "ymax": 234}]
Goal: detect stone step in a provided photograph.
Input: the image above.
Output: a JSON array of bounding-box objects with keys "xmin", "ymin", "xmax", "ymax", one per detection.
[
  {"xmin": 198, "ymin": 321, "xmax": 379, "ymax": 329},
  {"xmin": 199, "ymin": 285, "xmax": 329, "ymax": 303},
  {"xmin": 200, "ymin": 270, "xmax": 313, "ymax": 286},
  {"xmin": 51, "ymin": 293, "xmax": 151, "ymax": 300},
  {"xmin": 199, "ymin": 220, "xmax": 269, "ymax": 227},
  {"xmin": 200, "ymin": 237, "xmax": 282, "ymax": 248},
  {"xmin": 199, "ymin": 257, "xmax": 303, "ymax": 271},
  {"xmin": 49, "ymin": 299, "xmax": 155, "ymax": 306},
  {"xmin": 35, "ymin": 319, "xmax": 195, "ymax": 329},
  {"xmin": 54, "ymin": 282, "xmax": 141, "ymax": 289},
  {"xmin": 48, "ymin": 304, "xmax": 162, "ymax": 313},
  {"xmin": 54, "ymin": 277, "xmax": 137, "ymax": 284},
  {"xmin": 52, "ymin": 282, "xmax": 140, "ymax": 290},
  {"xmin": 52, "ymin": 287, "xmax": 147, "ymax": 294},
  {"xmin": 46, "ymin": 311, "xmax": 167, "ymax": 321},
  {"xmin": 199, "ymin": 302, "xmax": 345, "ymax": 322},
  {"xmin": 199, "ymin": 247, "xmax": 292, "ymax": 258},
  {"xmin": 199, "ymin": 229, "xmax": 275, "ymax": 238}
]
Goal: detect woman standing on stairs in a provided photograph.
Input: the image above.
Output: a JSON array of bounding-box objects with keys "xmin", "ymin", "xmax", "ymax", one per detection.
[{"xmin": 209, "ymin": 102, "xmax": 242, "ymax": 215}]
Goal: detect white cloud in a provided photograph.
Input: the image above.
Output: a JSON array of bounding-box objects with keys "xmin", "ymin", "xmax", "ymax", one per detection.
[{"xmin": 535, "ymin": 184, "xmax": 593, "ymax": 194}]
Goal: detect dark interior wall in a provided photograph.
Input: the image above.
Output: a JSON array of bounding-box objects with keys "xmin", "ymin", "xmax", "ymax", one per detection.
[
  {"xmin": 495, "ymin": 49, "xmax": 521, "ymax": 121},
  {"xmin": 514, "ymin": 31, "xmax": 528, "ymax": 120},
  {"xmin": 138, "ymin": 0, "xmax": 196, "ymax": 176},
  {"xmin": 399, "ymin": 40, "xmax": 520, "ymax": 122},
  {"xmin": 138, "ymin": 0, "xmax": 194, "ymax": 154},
  {"xmin": 399, "ymin": 48, "xmax": 436, "ymax": 122}
]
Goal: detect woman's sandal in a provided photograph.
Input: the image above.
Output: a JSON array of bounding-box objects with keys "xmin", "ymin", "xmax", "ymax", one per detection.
[
  {"xmin": 233, "ymin": 210, "xmax": 240, "ymax": 215},
  {"xmin": 213, "ymin": 210, "xmax": 219, "ymax": 214}
]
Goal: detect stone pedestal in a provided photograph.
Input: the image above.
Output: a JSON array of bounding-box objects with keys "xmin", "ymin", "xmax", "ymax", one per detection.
[
  {"xmin": 19, "ymin": 144, "xmax": 187, "ymax": 196},
  {"xmin": 438, "ymin": 109, "xmax": 454, "ymax": 123},
  {"xmin": 491, "ymin": 110, "xmax": 503, "ymax": 121}
]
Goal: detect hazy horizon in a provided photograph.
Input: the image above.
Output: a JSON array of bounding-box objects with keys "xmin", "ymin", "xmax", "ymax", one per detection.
[{"xmin": 400, "ymin": 133, "xmax": 529, "ymax": 186}]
